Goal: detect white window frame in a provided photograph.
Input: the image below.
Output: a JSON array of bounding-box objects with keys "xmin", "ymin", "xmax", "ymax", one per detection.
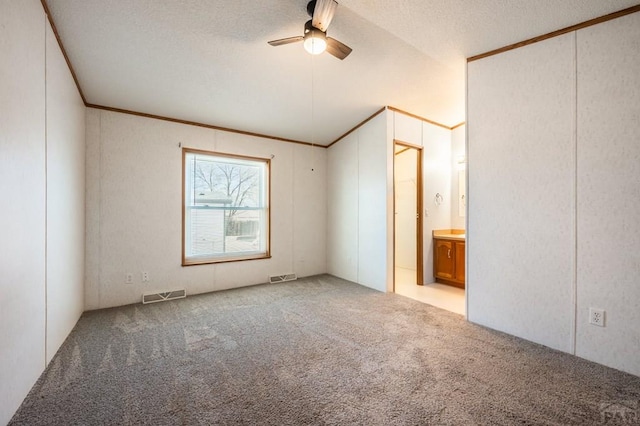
[{"xmin": 182, "ymin": 148, "xmax": 271, "ymax": 266}]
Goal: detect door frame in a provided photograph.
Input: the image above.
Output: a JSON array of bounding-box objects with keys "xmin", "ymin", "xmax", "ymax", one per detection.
[{"xmin": 393, "ymin": 140, "xmax": 424, "ymax": 290}]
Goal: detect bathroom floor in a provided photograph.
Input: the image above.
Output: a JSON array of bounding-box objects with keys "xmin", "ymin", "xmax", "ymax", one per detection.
[{"xmin": 394, "ymin": 267, "xmax": 465, "ymax": 316}]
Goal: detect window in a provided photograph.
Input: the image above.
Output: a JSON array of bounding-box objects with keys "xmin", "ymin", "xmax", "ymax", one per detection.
[{"xmin": 182, "ymin": 148, "xmax": 270, "ymax": 265}]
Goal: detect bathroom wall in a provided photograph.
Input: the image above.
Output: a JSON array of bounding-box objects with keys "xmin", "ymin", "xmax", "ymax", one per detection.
[
  {"xmin": 393, "ymin": 111, "xmax": 453, "ymax": 282},
  {"xmin": 451, "ymin": 125, "xmax": 466, "ymax": 230},
  {"xmin": 394, "ymin": 147, "xmax": 418, "ymax": 271},
  {"xmin": 422, "ymin": 122, "xmax": 453, "ymax": 283}
]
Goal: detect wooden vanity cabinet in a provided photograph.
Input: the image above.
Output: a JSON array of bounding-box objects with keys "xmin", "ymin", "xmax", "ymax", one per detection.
[
  {"xmin": 454, "ymin": 241, "xmax": 465, "ymax": 284},
  {"xmin": 435, "ymin": 239, "xmax": 455, "ymax": 280},
  {"xmin": 434, "ymin": 238, "xmax": 465, "ymax": 288}
]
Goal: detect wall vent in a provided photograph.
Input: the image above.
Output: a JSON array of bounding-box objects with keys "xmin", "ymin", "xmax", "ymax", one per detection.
[
  {"xmin": 269, "ymin": 273, "xmax": 297, "ymax": 284},
  {"xmin": 142, "ymin": 289, "xmax": 186, "ymax": 304}
]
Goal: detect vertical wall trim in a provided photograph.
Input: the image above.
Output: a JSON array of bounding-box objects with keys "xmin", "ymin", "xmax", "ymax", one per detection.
[
  {"xmin": 97, "ymin": 111, "xmax": 103, "ymax": 308},
  {"xmin": 420, "ymin": 119, "xmax": 424, "ymax": 285},
  {"xmin": 570, "ymin": 30, "xmax": 579, "ymax": 355},
  {"xmin": 291, "ymin": 145, "xmax": 296, "ymax": 273},
  {"xmin": 464, "ymin": 63, "xmax": 470, "ymax": 321},
  {"xmin": 43, "ymin": 13, "xmax": 49, "ymax": 366},
  {"xmin": 392, "ymin": 113, "xmax": 396, "ymax": 291},
  {"xmin": 356, "ymin": 132, "xmax": 360, "ymax": 284}
]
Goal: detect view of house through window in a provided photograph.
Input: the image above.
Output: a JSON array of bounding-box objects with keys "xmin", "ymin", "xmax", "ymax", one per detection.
[{"xmin": 183, "ymin": 149, "xmax": 270, "ymax": 265}]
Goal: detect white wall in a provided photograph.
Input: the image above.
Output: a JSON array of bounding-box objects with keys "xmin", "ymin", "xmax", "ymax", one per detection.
[
  {"xmin": 85, "ymin": 109, "xmax": 326, "ymax": 309},
  {"xmin": 422, "ymin": 122, "xmax": 453, "ymax": 282},
  {"xmin": 392, "ymin": 111, "xmax": 453, "ymax": 283},
  {"xmin": 45, "ymin": 21, "xmax": 86, "ymax": 363},
  {"xmin": 0, "ymin": 3, "xmax": 46, "ymax": 423},
  {"xmin": 327, "ymin": 132, "xmax": 359, "ymax": 283},
  {"xmin": 575, "ymin": 12, "xmax": 640, "ymax": 375},
  {"xmin": 327, "ymin": 111, "xmax": 391, "ymax": 292},
  {"xmin": 328, "ymin": 109, "xmax": 455, "ymax": 291},
  {"xmin": 467, "ymin": 11, "xmax": 640, "ymax": 376},
  {"xmin": 468, "ymin": 33, "xmax": 577, "ymax": 353},
  {"xmin": 0, "ymin": 1, "xmax": 86, "ymax": 423},
  {"xmin": 393, "ymin": 112, "xmax": 422, "ymax": 146},
  {"xmin": 451, "ymin": 125, "xmax": 466, "ymax": 230},
  {"xmin": 394, "ymin": 148, "xmax": 418, "ymax": 270},
  {"xmin": 358, "ymin": 113, "xmax": 392, "ymax": 291}
]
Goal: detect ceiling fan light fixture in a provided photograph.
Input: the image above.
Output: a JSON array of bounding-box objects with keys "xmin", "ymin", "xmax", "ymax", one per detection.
[
  {"xmin": 268, "ymin": 4, "xmax": 351, "ymax": 60},
  {"xmin": 303, "ymin": 29, "xmax": 327, "ymax": 54},
  {"xmin": 303, "ymin": 20, "xmax": 327, "ymax": 55}
]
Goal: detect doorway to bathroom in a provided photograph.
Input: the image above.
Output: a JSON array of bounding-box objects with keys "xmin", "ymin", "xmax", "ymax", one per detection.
[{"xmin": 393, "ymin": 141, "xmax": 423, "ymax": 290}]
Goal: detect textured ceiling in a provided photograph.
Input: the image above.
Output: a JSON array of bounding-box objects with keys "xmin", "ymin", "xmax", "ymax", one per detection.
[{"xmin": 45, "ymin": 0, "xmax": 638, "ymax": 145}]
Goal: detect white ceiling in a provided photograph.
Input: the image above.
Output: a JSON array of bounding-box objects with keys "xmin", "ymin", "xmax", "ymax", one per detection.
[{"xmin": 45, "ymin": 0, "xmax": 638, "ymax": 145}]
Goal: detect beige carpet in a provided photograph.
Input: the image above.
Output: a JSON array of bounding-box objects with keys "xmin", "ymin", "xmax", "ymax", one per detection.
[{"xmin": 9, "ymin": 274, "xmax": 640, "ymax": 425}]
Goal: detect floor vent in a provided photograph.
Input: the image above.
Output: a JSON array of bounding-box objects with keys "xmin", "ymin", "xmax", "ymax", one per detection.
[
  {"xmin": 142, "ymin": 289, "xmax": 186, "ymax": 304},
  {"xmin": 269, "ymin": 273, "xmax": 297, "ymax": 284}
]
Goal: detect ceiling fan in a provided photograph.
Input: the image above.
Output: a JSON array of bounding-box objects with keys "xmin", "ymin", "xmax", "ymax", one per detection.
[{"xmin": 268, "ymin": 0, "xmax": 352, "ymax": 60}]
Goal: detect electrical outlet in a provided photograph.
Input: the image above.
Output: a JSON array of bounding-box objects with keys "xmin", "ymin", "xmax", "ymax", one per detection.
[
  {"xmin": 125, "ymin": 273, "xmax": 134, "ymax": 284},
  {"xmin": 142, "ymin": 271, "xmax": 150, "ymax": 282},
  {"xmin": 589, "ymin": 308, "xmax": 605, "ymax": 327}
]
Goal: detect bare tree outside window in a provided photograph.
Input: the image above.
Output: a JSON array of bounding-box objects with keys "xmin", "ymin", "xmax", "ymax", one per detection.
[
  {"xmin": 194, "ymin": 161, "xmax": 260, "ymax": 236},
  {"xmin": 183, "ymin": 149, "xmax": 269, "ymax": 265}
]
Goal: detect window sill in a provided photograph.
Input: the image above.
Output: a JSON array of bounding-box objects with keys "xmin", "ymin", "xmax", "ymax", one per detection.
[{"xmin": 182, "ymin": 253, "xmax": 271, "ymax": 266}]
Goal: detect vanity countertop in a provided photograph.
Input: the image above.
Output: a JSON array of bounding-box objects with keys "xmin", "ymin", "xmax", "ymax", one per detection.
[{"xmin": 433, "ymin": 229, "xmax": 466, "ymax": 241}]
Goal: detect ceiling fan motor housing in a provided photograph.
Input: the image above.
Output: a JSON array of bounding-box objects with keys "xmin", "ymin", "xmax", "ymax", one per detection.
[
  {"xmin": 307, "ymin": 0, "xmax": 317, "ymax": 17},
  {"xmin": 304, "ymin": 19, "xmax": 325, "ymax": 36}
]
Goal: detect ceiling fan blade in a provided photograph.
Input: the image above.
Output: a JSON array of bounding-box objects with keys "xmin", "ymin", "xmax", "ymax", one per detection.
[
  {"xmin": 326, "ymin": 37, "xmax": 352, "ymax": 60},
  {"xmin": 268, "ymin": 36, "xmax": 304, "ymax": 47},
  {"xmin": 312, "ymin": 0, "xmax": 338, "ymax": 32}
]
